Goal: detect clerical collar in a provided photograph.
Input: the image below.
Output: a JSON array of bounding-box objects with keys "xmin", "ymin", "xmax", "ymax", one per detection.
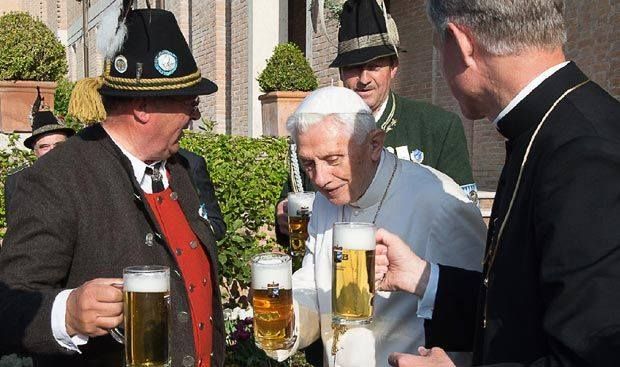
[
  {"xmin": 494, "ymin": 62, "xmax": 588, "ymax": 141},
  {"xmin": 494, "ymin": 61, "xmax": 570, "ymax": 127},
  {"xmin": 349, "ymin": 150, "xmax": 395, "ymax": 210},
  {"xmin": 104, "ymin": 127, "xmax": 168, "ymax": 193}
]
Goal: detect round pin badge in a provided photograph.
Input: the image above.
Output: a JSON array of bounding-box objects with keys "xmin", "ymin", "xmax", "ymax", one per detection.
[
  {"xmin": 155, "ymin": 50, "xmax": 178, "ymax": 76},
  {"xmin": 114, "ymin": 55, "xmax": 128, "ymax": 74}
]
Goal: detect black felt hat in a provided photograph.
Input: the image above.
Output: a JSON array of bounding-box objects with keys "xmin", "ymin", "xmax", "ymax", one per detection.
[
  {"xmin": 330, "ymin": 0, "xmax": 403, "ymax": 68},
  {"xmin": 24, "ymin": 111, "xmax": 75, "ymax": 149},
  {"xmin": 99, "ymin": 8, "xmax": 217, "ymax": 97}
]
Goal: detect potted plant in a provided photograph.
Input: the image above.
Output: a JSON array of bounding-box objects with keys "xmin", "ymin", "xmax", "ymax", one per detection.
[
  {"xmin": 0, "ymin": 12, "xmax": 67, "ymax": 133},
  {"xmin": 257, "ymin": 43, "xmax": 318, "ymax": 136}
]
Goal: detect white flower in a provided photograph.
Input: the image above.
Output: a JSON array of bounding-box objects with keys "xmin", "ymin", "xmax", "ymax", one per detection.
[
  {"xmin": 223, "ymin": 308, "xmax": 233, "ymax": 321},
  {"xmin": 238, "ymin": 308, "xmax": 248, "ymax": 320},
  {"xmin": 230, "ymin": 306, "xmax": 241, "ymax": 321},
  {"xmin": 245, "ymin": 307, "xmax": 254, "ymax": 319}
]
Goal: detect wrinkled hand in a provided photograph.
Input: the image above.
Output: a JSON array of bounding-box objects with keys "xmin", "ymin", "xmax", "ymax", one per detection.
[
  {"xmin": 65, "ymin": 278, "xmax": 124, "ymax": 337},
  {"xmin": 375, "ymin": 228, "xmax": 430, "ymax": 296},
  {"xmin": 276, "ymin": 199, "xmax": 289, "ymax": 236},
  {"xmin": 388, "ymin": 347, "xmax": 455, "ymax": 367}
]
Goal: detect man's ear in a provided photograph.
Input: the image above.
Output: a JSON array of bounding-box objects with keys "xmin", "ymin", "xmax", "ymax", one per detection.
[
  {"xmin": 390, "ymin": 57, "xmax": 399, "ymax": 79},
  {"xmin": 132, "ymin": 98, "xmax": 149, "ymax": 124},
  {"xmin": 369, "ymin": 129, "xmax": 386, "ymax": 161},
  {"xmin": 446, "ymin": 22, "xmax": 476, "ymax": 68}
]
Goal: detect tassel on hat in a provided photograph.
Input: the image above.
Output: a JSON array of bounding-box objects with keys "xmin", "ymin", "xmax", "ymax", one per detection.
[
  {"xmin": 376, "ymin": 0, "xmax": 399, "ymax": 57},
  {"xmin": 68, "ymin": 77, "xmax": 107, "ymax": 124}
]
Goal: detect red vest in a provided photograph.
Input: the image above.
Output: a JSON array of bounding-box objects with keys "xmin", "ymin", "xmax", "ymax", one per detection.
[{"xmin": 146, "ymin": 187, "xmax": 213, "ymax": 367}]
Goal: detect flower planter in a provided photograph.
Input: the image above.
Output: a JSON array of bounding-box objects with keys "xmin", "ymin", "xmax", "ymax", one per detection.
[
  {"xmin": 0, "ymin": 80, "xmax": 57, "ymax": 133},
  {"xmin": 259, "ymin": 91, "xmax": 309, "ymax": 137}
]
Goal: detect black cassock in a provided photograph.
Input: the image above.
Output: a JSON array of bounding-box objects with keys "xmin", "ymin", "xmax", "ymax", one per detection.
[{"xmin": 425, "ymin": 62, "xmax": 620, "ymax": 366}]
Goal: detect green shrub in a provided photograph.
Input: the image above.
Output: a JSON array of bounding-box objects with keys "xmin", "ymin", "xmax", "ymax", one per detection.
[
  {"xmin": 54, "ymin": 78, "xmax": 75, "ymax": 119},
  {"xmin": 0, "ymin": 12, "xmax": 67, "ymax": 81},
  {"xmin": 0, "ymin": 135, "xmax": 35, "ymax": 231},
  {"xmin": 257, "ymin": 43, "xmax": 318, "ymax": 93},
  {"xmin": 181, "ymin": 132, "xmax": 289, "ymax": 282}
]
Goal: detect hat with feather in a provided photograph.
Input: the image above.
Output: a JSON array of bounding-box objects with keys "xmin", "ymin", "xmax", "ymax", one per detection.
[
  {"xmin": 24, "ymin": 88, "xmax": 75, "ymax": 149},
  {"xmin": 97, "ymin": 0, "xmax": 217, "ymax": 97},
  {"xmin": 329, "ymin": 0, "xmax": 404, "ymax": 68}
]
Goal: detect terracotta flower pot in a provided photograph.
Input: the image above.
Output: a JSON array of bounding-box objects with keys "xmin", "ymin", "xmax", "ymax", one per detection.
[
  {"xmin": 259, "ymin": 91, "xmax": 309, "ymax": 137},
  {"xmin": 0, "ymin": 80, "xmax": 57, "ymax": 133}
]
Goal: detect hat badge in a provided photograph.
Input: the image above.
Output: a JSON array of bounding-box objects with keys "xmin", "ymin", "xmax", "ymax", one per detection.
[
  {"xmin": 155, "ymin": 50, "xmax": 178, "ymax": 76},
  {"xmin": 114, "ymin": 55, "xmax": 128, "ymax": 74}
]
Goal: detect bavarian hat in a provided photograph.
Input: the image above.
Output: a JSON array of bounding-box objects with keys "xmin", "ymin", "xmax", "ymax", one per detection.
[
  {"xmin": 329, "ymin": 0, "xmax": 403, "ymax": 68},
  {"xmin": 98, "ymin": 7, "xmax": 217, "ymax": 97},
  {"xmin": 24, "ymin": 111, "xmax": 75, "ymax": 149}
]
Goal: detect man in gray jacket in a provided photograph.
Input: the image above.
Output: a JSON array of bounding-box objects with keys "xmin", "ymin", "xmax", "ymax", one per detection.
[{"xmin": 0, "ymin": 6, "xmax": 225, "ymax": 367}]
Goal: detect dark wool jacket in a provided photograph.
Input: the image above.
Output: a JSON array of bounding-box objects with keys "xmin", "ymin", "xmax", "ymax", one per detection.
[
  {"xmin": 426, "ymin": 63, "xmax": 620, "ymax": 366},
  {"xmin": 0, "ymin": 124, "xmax": 225, "ymax": 367}
]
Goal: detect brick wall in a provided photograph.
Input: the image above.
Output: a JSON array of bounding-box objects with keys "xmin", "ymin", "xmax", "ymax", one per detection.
[
  {"xmin": 386, "ymin": 0, "xmax": 618, "ymax": 191},
  {"xmin": 310, "ymin": 12, "xmax": 340, "ymax": 87},
  {"xmin": 230, "ymin": 0, "xmax": 248, "ymax": 136}
]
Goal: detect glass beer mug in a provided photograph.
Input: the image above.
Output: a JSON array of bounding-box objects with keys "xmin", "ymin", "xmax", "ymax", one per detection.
[
  {"xmin": 332, "ymin": 222, "xmax": 376, "ymax": 325},
  {"xmin": 110, "ymin": 265, "xmax": 171, "ymax": 367},
  {"xmin": 251, "ymin": 253, "xmax": 295, "ymax": 350},
  {"xmin": 287, "ymin": 191, "xmax": 315, "ymax": 256}
]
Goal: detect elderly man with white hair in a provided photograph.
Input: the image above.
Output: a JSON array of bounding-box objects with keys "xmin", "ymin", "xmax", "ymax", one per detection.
[{"xmin": 264, "ymin": 86, "xmax": 486, "ymax": 367}]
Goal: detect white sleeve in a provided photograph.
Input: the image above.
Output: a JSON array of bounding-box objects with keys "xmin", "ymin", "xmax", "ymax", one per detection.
[
  {"xmin": 416, "ymin": 263, "xmax": 439, "ymax": 319},
  {"xmin": 51, "ymin": 289, "xmax": 89, "ymax": 352},
  {"xmin": 424, "ymin": 194, "xmax": 486, "ymax": 272},
  {"xmin": 265, "ymin": 218, "xmax": 321, "ymax": 362}
]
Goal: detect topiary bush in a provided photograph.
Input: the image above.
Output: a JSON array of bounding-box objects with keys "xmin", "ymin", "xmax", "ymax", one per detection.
[
  {"xmin": 180, "ymin": 132, "xmax": 289, "ymax": 282},
  {"xmin": 54, "ymin": 78, "xmax": 75, "ymax": 119},
  {"xmin": 257, "ymin": 42, "xmax": 318, "ymax": 93},
  {"xmin": 0, "ymin": 12, "xmax": 67, "ymax": 81}
]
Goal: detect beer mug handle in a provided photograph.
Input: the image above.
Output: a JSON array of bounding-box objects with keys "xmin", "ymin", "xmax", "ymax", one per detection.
[
  {"xmin": 109, "ymin": 327, "xmax": 124, "ymax": 344},
  {"xmin": 109, "ymin": 282, "xmax": 124, "ymax": 344}
]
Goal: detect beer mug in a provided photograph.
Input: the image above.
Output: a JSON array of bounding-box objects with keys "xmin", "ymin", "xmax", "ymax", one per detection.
[
  {"xmin": 110, "ymin": 265, "xmax": 171, "ymax": 367},
  {"xmin": 332, "ymin": 222, "xmax": 376, "ymax": 325},
  {"xmin": 251, "ymin": 253, "xmax": 295, "ymax": 350},
  {"xmin": 287, "ymin": 191, "xmax": 315, "ymax": 256}
]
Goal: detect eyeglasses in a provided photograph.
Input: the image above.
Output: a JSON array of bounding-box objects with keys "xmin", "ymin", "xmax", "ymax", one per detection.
[
  {"xmin": 168, "ymin": 96, "xmax": 200, "ymax": 113},
  {"xmin": 34, "ymin": 141, "xmax": 65, "ymax": 151}
]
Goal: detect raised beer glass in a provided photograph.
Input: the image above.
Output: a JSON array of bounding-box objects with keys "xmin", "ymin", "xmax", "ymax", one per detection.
[
  {"xmin": 123, "ymin": 266, "xmax": 171, "ymax": 367},
  {"xmin": 332, "ymin": 222, "xmax": 376, "ymax": 325},
  {"xmin": 287, "ymin": 191, "xmax": 315, "ymax": 256},
  {"xmin": 251, "ymin": 253, "xmax": 295, "ymax": 350}
]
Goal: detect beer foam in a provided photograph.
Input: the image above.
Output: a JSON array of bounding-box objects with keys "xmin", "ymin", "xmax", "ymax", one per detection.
[
  {"xmin": 251, "ymin": 254, "xmax": 292, "ymax": 289},
  {"xmin": 287, "ymin": 192, "xmax": 315, "ymax": 216},
  {"xmin": 124, "ymin": 272, "xmax": 169, "ymax": 293},
  {"xmin": 332, "ymin": 223, "xmax": 376, "ymax": 250}
]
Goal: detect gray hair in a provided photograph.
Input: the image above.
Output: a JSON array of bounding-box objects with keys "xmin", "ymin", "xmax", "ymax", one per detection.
[
  {"xmin": 426, "ymin": 0, "xmax": 566, "ymax": 55},
  {"xmin": 287, "ymin": 112, "xmax": 377, "ymax": 145}
]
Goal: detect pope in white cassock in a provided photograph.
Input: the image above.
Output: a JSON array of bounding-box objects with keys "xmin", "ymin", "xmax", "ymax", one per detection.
[{"xmin": 266, "ymin": 86, "xmax": 486, "ymax": 367}]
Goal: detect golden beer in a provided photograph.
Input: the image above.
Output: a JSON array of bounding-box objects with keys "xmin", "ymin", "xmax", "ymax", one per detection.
[
  {"xmin": 332, "ymin": 223, "xmax": 376, "ymax": 325},
  {"xmin": 287, "ymin": 192, "xmax": 315, "ymax": 256},
  {"xmin": 251, "ymin": 253, "xmax": 295, "ymax": 350},
  {"xmin": 252, "ymin": 288, "xmax": 294, "ymax": 350},
  {"xmin": 123, "ymin": 266, "xmax": 171, "ymax": 367},
  {"xmin": 288, "ymin": 216, "xmax": 310, "ymax": 255}
]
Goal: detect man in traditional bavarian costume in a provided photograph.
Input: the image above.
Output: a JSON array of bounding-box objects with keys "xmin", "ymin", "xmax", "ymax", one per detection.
[
  {"xmin": 263, "ymin": 86, "xmax": 486, "ymax": 367},
  {"xmin": 276, "ymin": 0, "xmax": 477, "ymax": 246},
  {"xmin": 373, "ymin": 1, "xmax": 620, "ymax": 366},
  {"xmin": 4, "ymin": 92, "xmax": 75, "ymax": 217},
  {"xmin": 0, "ymin": 4, "xmax": 224, "ymax": 367}
]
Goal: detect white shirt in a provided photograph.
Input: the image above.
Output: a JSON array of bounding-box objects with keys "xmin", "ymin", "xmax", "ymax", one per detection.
[
  {"xmin": 51, "ymin": 132, "xmax": 169, "ymax": 352},
  {"xmin": 270, "ymin": 151, "xmax": 486, "ymax": 366}
]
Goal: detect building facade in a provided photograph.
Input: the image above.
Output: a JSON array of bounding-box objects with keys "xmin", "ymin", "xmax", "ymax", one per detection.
[{"xmin": 2, "ymin": 0, "xmax": 618, "ymax": 190}]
